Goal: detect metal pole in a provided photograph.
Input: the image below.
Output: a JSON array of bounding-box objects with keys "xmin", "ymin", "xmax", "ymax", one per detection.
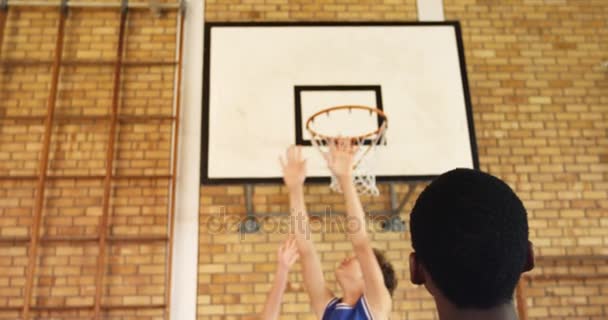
[
  {"xmin": 389, "ymin": 183, "xmax": 398, "ymax": 211},
  {"xmin": 382, "ymin": 183, "xmax": 408, "ymax": 232},
  {"xmin": 240, "ymin": 185, "xmax": 260, "ymax": 233},
  {"xmin": 21, "ymin": 0, "xmax": 67, "ymax": 318},
  {"xmin": 164, "ymin": 2, "xmax": 185, "ymax": 317},
  {"xmin": 393, "ymin": 182, "xmax": 417, "ymax": 215},
  {"xmin": 245, "ymin": 184, "xmax": 254, "ymax": 214},
  {"xmin": 92, "ymin": 0, "xmax": 128, "ymax": 318}
]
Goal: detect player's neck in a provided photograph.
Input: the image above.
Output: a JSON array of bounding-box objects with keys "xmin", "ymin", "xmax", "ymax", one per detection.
[
  {"xmin": 341, "ymin": 288, "xmax": 363, "ymax": 306},
  {"xmin": 436, "ymin": 299, "xmax": 519, "ymax": 320}
]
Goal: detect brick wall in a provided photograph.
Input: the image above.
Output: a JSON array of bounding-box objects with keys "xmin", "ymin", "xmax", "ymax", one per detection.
[
  {"xmin": 199, "ymin": 185, "xmax": 430, "ymax": 319},
  {"xmin": 199, "ymin": 0, "xmax": 607, "ymax": 319},
  {"xmin": 205, "ymin": 0, "xmax": 417, "ymax": 21},
  {"xmin": 0, "ymin": 2, "xmax": 179, "ymax": 319},
  {"xmin": 1, "ymin": 0, "xmax": 606, "ymax": 319},
  {"xmin": 442, "ymin": 1, "xmax": 608, "ymax": 319}
]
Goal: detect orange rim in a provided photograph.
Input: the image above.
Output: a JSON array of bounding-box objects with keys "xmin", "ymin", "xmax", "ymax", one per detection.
[{"xmin": 305, "ymin": 105, "xmax": 388, "ymax": 141}]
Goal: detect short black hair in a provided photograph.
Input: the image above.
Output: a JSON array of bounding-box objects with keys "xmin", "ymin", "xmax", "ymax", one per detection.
[
  {"xmin": 410, "ymin": 168, "xmax": 529, "ymax": 309},
  {"xmin": 373, "ymin": 248, "xmax": 398, "ymax": 296}
]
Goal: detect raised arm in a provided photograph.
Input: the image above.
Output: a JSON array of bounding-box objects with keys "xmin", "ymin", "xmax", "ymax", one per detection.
[
  {"xmin": 260, "ymin": 237, "xmax": 299, "ymax": 320},
  {"xmin": 280, "ymin": 146, "xmax": 334, "ymax": 318},
  {"xmin": 326, "ymin": 139, "xmax": 392, "ymax": 318}
]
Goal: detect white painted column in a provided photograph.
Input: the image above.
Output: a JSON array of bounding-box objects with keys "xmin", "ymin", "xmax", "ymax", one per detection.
[
  {"xmin": 170, "ymin": 0, "xmax": 203, "ymax": 319},
  {"xmin": 417, "ymin": 0, "xmax": 445, "ymax": 21}
]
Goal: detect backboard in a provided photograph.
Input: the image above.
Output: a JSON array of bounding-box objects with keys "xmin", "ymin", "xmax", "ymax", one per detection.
[{"xmin": 201, "ymin": 22, "xmax": 479, "ymax": 184}]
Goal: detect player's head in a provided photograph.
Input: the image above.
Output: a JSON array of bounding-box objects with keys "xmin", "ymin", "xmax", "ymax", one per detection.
[
  {"xmin": 409, "ymin": 168, "xmax": 534, "ymax": 309},
  {"xmin": 335, "ymin": 248, "xmax": 397, "ymax": 296}
]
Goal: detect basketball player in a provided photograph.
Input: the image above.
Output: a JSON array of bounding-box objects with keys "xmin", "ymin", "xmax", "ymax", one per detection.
[
  {"xmin": 260, "ymin": 237, "xmax": 299, "ymax": 320},
  {"xmin": 409, "ymin": 168, "xmax": 535, "ymax": 320},
  {"xmin": 280, "ymin": 142, "xmax": 396, "ymax": 320}
]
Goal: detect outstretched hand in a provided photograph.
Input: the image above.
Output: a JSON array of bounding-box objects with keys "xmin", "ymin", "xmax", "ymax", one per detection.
[
  {"xmin": 324, "ymin": 138, "xmax": 358, "ymax": 179},
  {"xmin": 280, "ymin": 145, "xmax": 307, "ymax": 190},
  {"xmin": 260, "ymin": 236, "xmax": 301, "ymax": 320},
  {"xmin": 277, "ymin": 237, "xmax": 300, "ymax": 270}
]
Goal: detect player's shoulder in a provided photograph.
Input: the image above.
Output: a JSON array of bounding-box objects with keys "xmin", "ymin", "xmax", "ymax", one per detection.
[
  {"xmin": 325, "ymin": 297, "xmax": 340, "ymax": 310},
  {"xmin": 356, "ymin": 295, "xmax": 374, "ymax": 319},
  {"xmin": 322, "ymin": 296, "xmax": 374, "ymax": 320},
  {"xmin": 322, "ymin": 297, "xmax": 340, "ymax": 315},
  {"xmin": 358, "ymin": 295, "xmax": 391, "ymax": 320}
]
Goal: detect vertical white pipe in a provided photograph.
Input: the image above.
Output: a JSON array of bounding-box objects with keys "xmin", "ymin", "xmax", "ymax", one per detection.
[
  {"xmin": 417, "ymin": 0, "xmax": 444, "ymax": 21},
  {"xmin": 170, "ymin": 0, "xmax": 203, "ymax": 319}
]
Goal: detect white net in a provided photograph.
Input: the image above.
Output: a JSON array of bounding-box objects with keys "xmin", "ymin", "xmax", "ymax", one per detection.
[{"xmin": 309, "ymin": 121, "xmax": 387, "ymax": 196}]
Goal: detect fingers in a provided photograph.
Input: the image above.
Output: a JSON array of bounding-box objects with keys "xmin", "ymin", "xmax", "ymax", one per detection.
[
  {"xmin": 285, "ymin": 145, "xmax": 305, "ymax": 162},
  {"xmin": 342, "ymin": 137, "xmax": 356, "ymax": 153},
  {"xmin": 344, "ymin": 138, "xmax": 357, "ymax": 154},
  {"xmin": 286, "ymin": 237, "xmax": 297, "ymax": 251},
  {"xmin": 328, "ymin": 138, "xmax": 337, "ymax": 155},
  {"xmin": 323, "ymin": 152, "xmax": 334, "ymax": 169},
  {"xmin": 290, "ymin": 145, "xmax": 302, "ymax": 160},
  {"xmin": 281, "ymin": 236, "xmax": 296, "ymax": 251},
  {"xmin": 288, "ymin": 252, "xmax": 300, "ymax": 265},
  {"xmin": 338, "ymin": 138, "xmax": 346, "ymax": 151},
  {"xmin": 329, "ymin": 137, "xmax": 356, "ymax": 153},
  {"xmin": 287, "ymin": 145, "xmax": 294, "ymax": 161},
  {"xmin": 278, "ymin": 236, "xmax": 301, "ymax": 268},
  {"xmin": 279, "ymin": 237, "xmax": 298, "ymax": 258},
  {"xmin": 285, "ymin": 239, "xmax": 299, "ymax": 257},
  {"xmin": 322, "ymin": 150, "xmax": 330, "ymax": 162}
]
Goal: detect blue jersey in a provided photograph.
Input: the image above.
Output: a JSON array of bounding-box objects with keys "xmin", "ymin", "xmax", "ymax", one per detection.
[{"xmin": 322, "ymin": 296, "xmax": 373, "ymax": 320}]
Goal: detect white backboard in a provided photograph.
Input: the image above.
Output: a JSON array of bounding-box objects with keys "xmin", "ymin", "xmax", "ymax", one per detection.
[{"xmin": 202, "ymin": 22, "xmax": 478, "ymax": 183}]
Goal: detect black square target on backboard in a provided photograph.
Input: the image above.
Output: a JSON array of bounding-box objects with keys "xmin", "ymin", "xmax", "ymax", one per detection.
[{"xmin": 294, "ymin": 85, "xmax": 384, "ymax": 146}]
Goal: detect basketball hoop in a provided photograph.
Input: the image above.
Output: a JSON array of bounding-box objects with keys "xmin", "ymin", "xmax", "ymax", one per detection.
[{"xmin": 306, "ymin": 105, "xmax": 388, "ymax": 196}]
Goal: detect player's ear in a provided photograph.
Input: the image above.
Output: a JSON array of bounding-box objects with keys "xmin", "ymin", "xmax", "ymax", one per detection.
[
  {"xmin": 523, "ymin": 241, "xmax": 535, "ymax": 272},
  {"xmin": 409, "ymin": 252, "xmax": 425, "ymax": 285}
]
